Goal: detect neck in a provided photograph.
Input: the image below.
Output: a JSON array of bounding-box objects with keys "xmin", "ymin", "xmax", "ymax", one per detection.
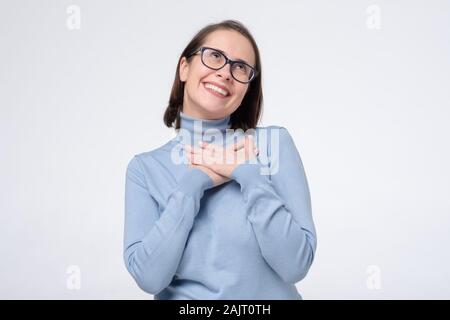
[{"xmin": 175, "ymin": 110, "xmax": 233, "ymax": 145}]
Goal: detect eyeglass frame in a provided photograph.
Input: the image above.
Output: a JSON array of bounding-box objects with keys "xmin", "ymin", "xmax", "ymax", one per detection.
[{"xmin": 186, "ymin": 46, "xmax": 259, "ymax": 84}]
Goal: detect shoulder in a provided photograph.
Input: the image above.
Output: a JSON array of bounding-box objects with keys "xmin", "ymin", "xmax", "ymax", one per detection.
[
  {"xmin": 255, "ymin": 125, "xmax": 292, "ymax": 139},
  {"xmin": 254, "ymin": 125, "xmax": 296, "ymax": 151},
  {"xmin": 254, "ymin": 125, "xmax": 302, "ymax": 168},
  {"xmin": 253, "ymin": 126, "xmax": 307, "ymax": 178},
  {"xmin": 126, "ymin": 139, "xmax": 176, "ymax": 174}
]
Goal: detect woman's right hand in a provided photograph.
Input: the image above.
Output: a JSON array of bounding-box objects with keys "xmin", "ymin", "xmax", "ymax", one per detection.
[
  {"xmin": 188, "ymin": 160, "xmax": 231, "ymax": 187},
  {"xmin": 184, "ymin": 145, "xmax": 230, "ymax": 187}
]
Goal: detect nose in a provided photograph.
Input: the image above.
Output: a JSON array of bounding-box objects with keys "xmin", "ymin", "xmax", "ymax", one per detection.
[{"xmin": 215, "ymin": 62, "xmax": 232, "ymax": 81}]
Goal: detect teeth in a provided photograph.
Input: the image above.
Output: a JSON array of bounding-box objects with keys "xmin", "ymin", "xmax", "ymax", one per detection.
[{"xmin": 204, "ymin": 83, "xmax": 229, "ymax": 96}]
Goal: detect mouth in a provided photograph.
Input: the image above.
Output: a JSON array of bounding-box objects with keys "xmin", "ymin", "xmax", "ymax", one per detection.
[{"xmin": 203, "ymin": 82, "xmax": 230, "ymax": 98}]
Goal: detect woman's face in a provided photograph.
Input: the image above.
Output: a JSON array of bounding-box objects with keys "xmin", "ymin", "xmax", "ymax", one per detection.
[{"xmin": 179, "ymin": 29, "xmax": 256, "ymax": 120}]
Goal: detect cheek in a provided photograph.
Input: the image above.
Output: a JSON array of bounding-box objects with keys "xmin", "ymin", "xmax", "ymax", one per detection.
[
  {"xmin": 186, "ymin": 64, "xmax": 212, "ymax": 87},
  {"xmin": 233, "ymin": 86, "xmax": 249, "ymax": 102},
  {"xmin": 195, "ymin": 65, "xmax": 215, "ymax": 82}
]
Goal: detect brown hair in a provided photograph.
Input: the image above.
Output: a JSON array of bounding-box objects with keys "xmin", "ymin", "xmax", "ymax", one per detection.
[{"xmin": 163, "ymin": 19, "xmax": 263, "ymax": 131}]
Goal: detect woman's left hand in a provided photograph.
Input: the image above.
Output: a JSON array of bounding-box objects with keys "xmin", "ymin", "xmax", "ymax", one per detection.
[{"xmin": 184, "ymin": 135, "xmax": 259, "ymax": 178}]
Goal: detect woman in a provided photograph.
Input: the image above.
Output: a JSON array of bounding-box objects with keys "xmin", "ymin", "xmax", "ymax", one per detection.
[{"xmin": 123, "ymin": 20, "xmax": 317, "ymax": 300}]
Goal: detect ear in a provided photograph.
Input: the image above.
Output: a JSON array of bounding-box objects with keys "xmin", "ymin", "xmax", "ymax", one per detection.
[{"xmin": 179, "ymin": 57, "xmax": 189, "ymax": 82}]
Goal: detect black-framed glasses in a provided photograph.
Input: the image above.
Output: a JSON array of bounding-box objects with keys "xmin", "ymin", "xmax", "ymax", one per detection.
[{"xmin": 187, "ymin": 46, "xmax": 258, "ymax": 84}]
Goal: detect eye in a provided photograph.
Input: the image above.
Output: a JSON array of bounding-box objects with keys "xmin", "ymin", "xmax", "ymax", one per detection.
[
  {"xmin": 235, "ymin": 63, "xmax": 248, "ymax": 72},
  {"xmin": 211, "ymin": 51, "xmax": 221, "ymax": 59}
]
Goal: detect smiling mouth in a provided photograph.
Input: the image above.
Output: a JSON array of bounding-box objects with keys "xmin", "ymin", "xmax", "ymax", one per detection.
[{"xmin": 203, "ymin": 82, "xmax": 230, "ymax": 98}]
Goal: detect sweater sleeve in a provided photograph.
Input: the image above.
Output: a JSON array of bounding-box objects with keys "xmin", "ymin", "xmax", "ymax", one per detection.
[
  {"xmin": 123, "ymin": 155, "xmax": 213, "ymax": 295},
  {"xmin": 230, "ymin": 127, "xmax": 317, "ymax": 284}
]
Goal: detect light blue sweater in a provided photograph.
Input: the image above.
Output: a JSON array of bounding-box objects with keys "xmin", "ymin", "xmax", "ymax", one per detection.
[{"xmin": 123, "ymin": 111, "xmax": 317, "ymax": 299}]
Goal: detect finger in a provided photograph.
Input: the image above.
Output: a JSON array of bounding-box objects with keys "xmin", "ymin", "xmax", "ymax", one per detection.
[
  {"xmin": 188, "ymin": 152, "xmax": 205, "ymax": 164},
  {"xmin": 183, "ymin": 144, "xmax": 196, "ymax": 155},
  {"xmin": 237, "ymin": 135, "xmax": 256, "ymax": 159},
  {"xmin": 244, "ymin": 135, "xmax": 252, "ymax": 155},
  {"xmin": 246, "ymin": 134, "xmax": 255, "ymax": 147},
  {"xmin": 184, "ymin": 144, "xmax": 205, "ymax": 152},
  {"xmin": 233, "ymin": 136, "xmax": 248, "ymax": 151},
  {"xmin": 198, "ymin": 141, "xmax": 213, "ymax": 149},
  {"xmin": 247, "ymin": 136, "xmax": 259, "ymax": 154},
  {"xmin": 188, "ymin": 152, "xmax": 201, "ymax": 164},
  {"xmin": 246, "ymin": 140, "xmax": 253, "ymax": 159},
  {"xmin": 184, "ymin": 144, "xmax": 206, "ymax": 157},
  {"xmin": 198, "ymin": 141, "xmax": 217, "ymax": 152},
  {"xmin": 189, "ymin": 147, "xmax": 203, "ymax": 155},
  {"xmin": 200, "ymin": 148, "xmax": 217, "ymax": 165},
  {"xmin": 199, "ymin": 141, "xmax": 223, "ymax": 162},
  {"xmin": 186, "ymin": 150, "xmax": 203, "ymax": 164}
]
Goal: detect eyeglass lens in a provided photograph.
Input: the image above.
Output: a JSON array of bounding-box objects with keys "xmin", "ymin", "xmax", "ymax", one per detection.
[{"xmin": 201, "ymin": 48, "xmax": 254, "ymax": 83}]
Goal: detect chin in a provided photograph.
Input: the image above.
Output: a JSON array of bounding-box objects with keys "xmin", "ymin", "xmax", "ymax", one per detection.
[{"xmin": 199, "ymin": 105, "xmax": 228, "ymax": 118}]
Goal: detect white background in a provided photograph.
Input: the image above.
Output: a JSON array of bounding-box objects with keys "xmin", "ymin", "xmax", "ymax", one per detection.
[{"xmin": 1, "ymin": 0, "xmax": 449, "ymax": 299}]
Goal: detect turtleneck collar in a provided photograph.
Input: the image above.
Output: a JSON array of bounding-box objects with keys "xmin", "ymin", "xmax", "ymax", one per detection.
[{"xmin": 175, "ymin": 110, "xmax": 233, "ymax": 145}]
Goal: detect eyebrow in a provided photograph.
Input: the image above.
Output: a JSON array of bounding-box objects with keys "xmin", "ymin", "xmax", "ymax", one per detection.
[{"xmin": 208, "ymin": 46, "xmax": 253, "ymax": 67}]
